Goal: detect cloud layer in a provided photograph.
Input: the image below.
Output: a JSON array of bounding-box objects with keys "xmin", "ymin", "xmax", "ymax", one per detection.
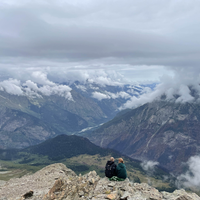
[
  {"xmin": 1, "ymin": 0, "xmax": 200, "ymax": 106},
  {"xmin": 0, "ymin": 0, "xmax": 200, "ymax": 76},
  {"xmin": 0, "ymin": 70, "xmax": 140, "ymax": 102},
  {"xmin": 0, "ymin": 73, "xmax": 73, "ymax": 100},
  {"xmin": 92, "ymin": 91, "xmax": 131, "ymax": 101},
  {"xmin": 1, "ymin": 67, "xmax": 200, "ymax": 109},
  {"xmin": 120, "ymin": 67, "xmax": 200, "ymax": 109},
  {"xmin": 141, "ymin": 160, "xmax": 159, "ymax": 172}
]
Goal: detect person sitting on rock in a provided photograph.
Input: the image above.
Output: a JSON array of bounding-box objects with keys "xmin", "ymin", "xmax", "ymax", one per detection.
[
  {"xmin": 116, "ymin": 158, "xmax": 127, "ymax": 180},
  {"xmin": 105, "ymin": 157, "xmax": 117, "ymax": 178}
]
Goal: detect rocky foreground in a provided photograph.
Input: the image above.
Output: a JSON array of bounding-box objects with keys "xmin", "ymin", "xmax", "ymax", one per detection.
[{"xmin": 0, "ymin": 163, "xmax": 199, "ymax": 200}]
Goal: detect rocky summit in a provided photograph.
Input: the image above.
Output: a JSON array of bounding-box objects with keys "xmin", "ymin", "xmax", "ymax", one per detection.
[{"xmin": 0, "ymin": 163, "xmax": 199, "ymax": 200}]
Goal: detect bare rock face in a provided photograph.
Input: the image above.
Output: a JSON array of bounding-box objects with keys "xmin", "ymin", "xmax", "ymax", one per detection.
[
  {"xmin": 43, "ymin": 170, "xmax": 100, "ymax": 200},
  {"xmin": 0, "ymin": 163, "xmax": 199, "ymax": 200}
]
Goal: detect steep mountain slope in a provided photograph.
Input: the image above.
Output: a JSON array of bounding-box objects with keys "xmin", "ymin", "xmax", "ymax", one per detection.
[
  {"xmin": 0, "ymin": 91, "xmax": 88, "ymax": 148},
  {"xmin": 0, "ymin": 108, "xmax": 56, "ymax": 149},
  {"xmin": 88, "ymin": 100, "xmax": 200, "ymax": 174},
  {"xmin": 0, "ymin": 82, "xmax": 152, "ymax": 149}
]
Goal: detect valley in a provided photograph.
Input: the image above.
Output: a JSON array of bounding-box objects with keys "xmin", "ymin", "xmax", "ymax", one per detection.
[
  {"xmin": 0, "ymin": 82, "xmax": 200, "ymax": 194},
  {"xmin": 0, "ymin": 82, "xmax": 150, "ymax": 149}
]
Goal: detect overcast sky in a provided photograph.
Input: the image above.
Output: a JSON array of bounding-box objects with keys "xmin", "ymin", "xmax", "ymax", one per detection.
[{"xmin": 0, "ymin": 0, "xmax": 200, "ymax": 83}]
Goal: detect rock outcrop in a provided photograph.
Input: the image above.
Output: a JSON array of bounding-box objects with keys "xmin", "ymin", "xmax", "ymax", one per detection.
[
  {"xmin": 0, "ymin": 163, "xmax": 76, "ymax": 199},
  {"xmin": 0, "ymin": 163, "xmax": 199, "ymax": 200}
]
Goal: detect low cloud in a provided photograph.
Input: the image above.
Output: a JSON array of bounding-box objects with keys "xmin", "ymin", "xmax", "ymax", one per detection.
[
  {"xmin": 177, "ymin": 156, "xmax": 200, "ymax": 189},
  {"xmin": 37, "ymin": 84, "xmax": 72, "ymax": 99},
  {"xmin": 141, "ymin": 160, "xmax": 159, "ymax": 172},
  {"xmin": 0, "ymin": 68, "xmax": 128, "ymax": 86},
  {"xmin": 87, "ymin": 71, "xmax": 124, "ymax": 86},
  {"xmin": 0, "ymin": 75, "xmax": 73, "ymax": 100},
  {"xmin": 120, "ymin": 87, "xmax": 155, "ymax": 110},
  {"xmin": 0, "ymin": 69, "xmax": 137, "ymax": 102},
  {"xmin": 92, "ymin": 92, "xmax": 110, "ymax": 101},
  {"xmin": 75, "ymin": 84, "xmax": 87, "ymax": 92},
  {"xmin": 92, "ymin": 91, "xmax": 131, "ymax": 101},
  {"xmin": 106, "ymin": 91, "xmax": 131, "ymax": 99},
  {"xmin": 31, "ymin": 71, "xmax": 55, "ymax": 86},
  {"xmin": 120, "ymin": 67, "xmax": 200, "ymax": 110},
  {"xmin": 1, "ymin": 67, "xmax": 200, "ymax": 109},
  {"xmin": 0, "ymin": 79, "xmax": 23, "ymax": 95}
]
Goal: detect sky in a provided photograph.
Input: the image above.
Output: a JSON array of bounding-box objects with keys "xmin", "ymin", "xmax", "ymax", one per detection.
[
  {"xmin": 0, "ymin": 0, "xmax": 200, "ymax": 105},
  {"xmin": 1, "ymin": 0, "xmax": 200, "ymax": 82}
]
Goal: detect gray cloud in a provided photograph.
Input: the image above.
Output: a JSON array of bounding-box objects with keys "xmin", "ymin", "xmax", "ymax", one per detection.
[
  {"xmin": 1, "ymin": 0, "xmax": 200, "ymax": 101},
  {"xmin": 92, "ymin": 91, "xmax": 131, "ymax": 101},
  {"xmin": 120, "ymin": 66, "xmax": 200, "ymax": 109},
  {"xmin": 0, "ymin": 68, "xmax": 129, "ymax": 85},
  {"xmin": 0, "ymin": 79, "xmax": 23, "ymax": 95},
  {"xmin": 0, "ymin": 0, "xmax": 200, "ymax": 69},
  {"xmin": 0, "ymin": 70, "xmax": 132, "ymax": 100},
  {"xmin": 141, "ymin": 160, "xmax": 159, "ymax": 172},
  {"xmin": 0, "ymin": 76, "xmax": 73, "ymax": 100},
  {"xmin": 92, "ymin": 92, "xmax": 110, "ymax": 101}
]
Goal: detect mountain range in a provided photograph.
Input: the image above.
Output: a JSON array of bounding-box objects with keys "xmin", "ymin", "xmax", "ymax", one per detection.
[
  {"xmin": 1, "ymin": 79, "xmax": 199, "ymax": 181},
  {"xmin": 88, "ymin": 99, "xmax": 200, "ymax": 174},
  {"xmin": 0, "ymin": 82, "xmax": 152, "ymax": 149}
]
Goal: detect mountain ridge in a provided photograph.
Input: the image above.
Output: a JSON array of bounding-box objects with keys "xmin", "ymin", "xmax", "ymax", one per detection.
[
  {"xmin": 0, "ymin": 82, "xmax": 152, "ymax": 149},
  {"xmin": 87, "ymin": 100, "xmax": 200, "ymax": 174}
]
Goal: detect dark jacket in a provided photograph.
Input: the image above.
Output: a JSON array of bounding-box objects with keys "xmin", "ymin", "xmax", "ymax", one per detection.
[
  {"xmin": 116, "ymin": 163, "xmax": 127, "ymax": 179},
  {"xmin": 105, "ymin": 161, "xmax": 117, "ymax": 178}
]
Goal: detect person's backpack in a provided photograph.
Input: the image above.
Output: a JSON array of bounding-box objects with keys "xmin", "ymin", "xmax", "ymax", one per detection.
[{"xmin": 105, "ymin": 162, "xmax": 115, "ymax": 178}]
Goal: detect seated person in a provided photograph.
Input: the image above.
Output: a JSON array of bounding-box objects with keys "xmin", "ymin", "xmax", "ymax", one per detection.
[
  {"xmin": 116, "ymin": 158, "xmax": 127, "ymax": 179},
  {"xmin": 105, "ymin": 157, "xmax": 117, "ymax": 178}
]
